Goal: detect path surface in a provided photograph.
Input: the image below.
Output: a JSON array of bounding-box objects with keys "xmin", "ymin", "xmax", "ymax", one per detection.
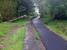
[
  {"xmin": 24, "ymin": 22, "xmax": 45, "ymax": 50},
  {"xmin": 32, "ymin": 19, "xmax": 67, "ymax": 50}
]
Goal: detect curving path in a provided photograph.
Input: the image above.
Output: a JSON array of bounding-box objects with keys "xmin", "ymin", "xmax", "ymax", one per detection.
[{"xmin": 32, "ymin": 19, "xmax": 67, "ymax": 50}]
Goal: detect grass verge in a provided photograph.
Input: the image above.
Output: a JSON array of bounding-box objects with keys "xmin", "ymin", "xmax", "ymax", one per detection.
[
  {"xmin": 3, "ymin": 27, "xmax": 25, "ymax": 50},
  {"xmin": 31, "ymin": 25, "xmax": 40, "ymax": 40},
  {"xmin": 41, "ymin": 16, "xmax": 67, "ymax": 40},
  {"xmin": 0, "ymin": 22, "xmax": 16, "ymax": 36},
  {"xmin": 0, "ymin": 19, "xmax": 26, "ymax": 50}
]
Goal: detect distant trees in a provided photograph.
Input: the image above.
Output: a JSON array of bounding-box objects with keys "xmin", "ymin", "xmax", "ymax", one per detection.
[
  {"xmin": 17, "ymin": 0, "xmax": 34, "ymax": 16},
  {"xmin": 48, "ymin": 0, "xmax": 67, "ymax": 19},
  {"xmin": 38, "ymin": 0, "xmax": 67, "ymax": 20}
]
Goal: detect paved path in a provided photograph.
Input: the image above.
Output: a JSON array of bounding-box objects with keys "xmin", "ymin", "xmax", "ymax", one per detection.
[
  {"xmin": 32, "ymin": 19, "xmax": 67, "ymax": 50},
  {"xmin": 24, "ymin": 22, "xmax": 45, "ymax": 50}
]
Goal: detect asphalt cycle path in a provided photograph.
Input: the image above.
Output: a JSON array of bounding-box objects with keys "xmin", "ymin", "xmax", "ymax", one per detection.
[{"xmin": 32, "ymin": 19, "xmax": 67, "ymax": 50}]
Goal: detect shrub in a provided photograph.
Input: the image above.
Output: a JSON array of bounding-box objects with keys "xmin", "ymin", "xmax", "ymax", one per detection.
[{"xmin": 0, "ymin": 0, "xmax": 17, "ymax": 22}]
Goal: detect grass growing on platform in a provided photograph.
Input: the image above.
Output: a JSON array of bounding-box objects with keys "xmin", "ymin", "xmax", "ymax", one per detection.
[
  {"xmin": 31, "ymin": 25, "xmax": 40, "ymax": 40},
  {"xmin": 0, "ymin": 23, "xmax": 16, "ymax": 36},
  {"xmin": 0, "ymin": 19, "xmax": 26, "ymax": 50},
  {"xmin": 13, "ymin": 18, "xmax": 27, "ymax": 26},
  {"xmin": 3, "ymin": 27, "xmax": 25, "ymax": 50}
]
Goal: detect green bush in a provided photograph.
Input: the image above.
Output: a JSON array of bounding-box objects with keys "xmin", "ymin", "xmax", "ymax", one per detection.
[{"xmin": 0, "ymin": 0, "xmax": 17, "ymax": 22}]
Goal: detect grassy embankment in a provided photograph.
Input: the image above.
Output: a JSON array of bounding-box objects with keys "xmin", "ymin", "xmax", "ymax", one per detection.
[
  {"xmin": 0, "ymin": 0, "xmax": 28, "ymax": 50},
  {"xmin": 42, "ymin": 15, "xmax": 67, "ymax": 40},
  {"xmin": 3, "ymin": 27, "xmax": 25, "ymax": 50},
  {"xmin": 0, "ymin": 19, "xmax": 26, "ymax": 50}
]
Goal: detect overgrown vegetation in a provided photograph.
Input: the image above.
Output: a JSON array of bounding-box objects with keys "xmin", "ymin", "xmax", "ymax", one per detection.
[
  {"xmin": 0, "ymin": 23, "xmax": 16, "ymax": 36},
  {"xmin": 0, "ymin": 18, "xmax": 26, "ymax": 36},
  {"xmin": 0, "ymin": 0, "xmax": 34, "ymax": 22},
  {"xmin": 0, "ymin": 0, "xmax": 17, "ymax": 22},
  {"xmin": 47, "ymin": 20, "xmax": 67, "ymax": 40},
  {"xmin": 3, "ymin": 27, "xmax": 25, "ymax": 50},
  {"xmin": 42, "ymin": 16, "xmax": 67, "ymax": 40},
  {"xmin": 0, "ymin": 19, "xmax": 27, "ymax": 50},
  {"xmin": 0, "ymin": 0, "xmax": 39, "ymax": 50},
  {"xmin": 36, "ymin": 0, "xmax": 67, "ymax": 40}
]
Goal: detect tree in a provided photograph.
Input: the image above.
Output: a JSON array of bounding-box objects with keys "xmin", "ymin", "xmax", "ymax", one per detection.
[
  {"xmin": 17, "ymin": 0, "xmax": 34, "ymax": 16},
  {"xmin": 0, "ymin": 0, "xmax": 17, "ymax": 22},
  {"xmin": 37, "ymin": 0, "xmax": 67, "ymax": 19}
]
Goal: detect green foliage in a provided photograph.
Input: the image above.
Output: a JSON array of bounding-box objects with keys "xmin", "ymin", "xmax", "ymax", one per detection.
[
  {"xmin": 42, "ymin": 16, "xmax": 67, "ymax": 40},
  {"xmin": 0, "ymin": 23, "xmax": 16, "ymax": 36},
  {"xmin": 48, "ymin": 0, "xmax": 67, "ymax": 19},
  {"xmin": 38, "ymin": 0, "xmax": 67, "ymax": 19},
  {"xmin": 0, "ymin": 19, "xmax": 26, "ymax": 50},
  {"xmin": 47, "ymin": 20, "xmax": 67, "ymax": 40},
  {"xmin": 0, "ymin": 18, "xmax": 26, "ymax": 36},
  {"xmin": 0, "ymin": 0, "xmax": 17, "ymax": 22},
  {"xmin": 41, "ymin": 15, "xmax": 52, "ymax": 24},
  {"xmin": 17, "ymin": 0, "xmax": 34, "ymax": 16},
  {"xmin": 3, "ymin": 27, "xmax": 25, "ymax": 50}
]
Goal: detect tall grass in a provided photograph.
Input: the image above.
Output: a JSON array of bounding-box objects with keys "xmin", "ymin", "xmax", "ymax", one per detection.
[
  {"xmin": 42, "ymin": 16, "xmax": 67, "ymax": 40},
  {"xmin": 3, "ymin": 27, "xmax": 25, "ymax": 50}
]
